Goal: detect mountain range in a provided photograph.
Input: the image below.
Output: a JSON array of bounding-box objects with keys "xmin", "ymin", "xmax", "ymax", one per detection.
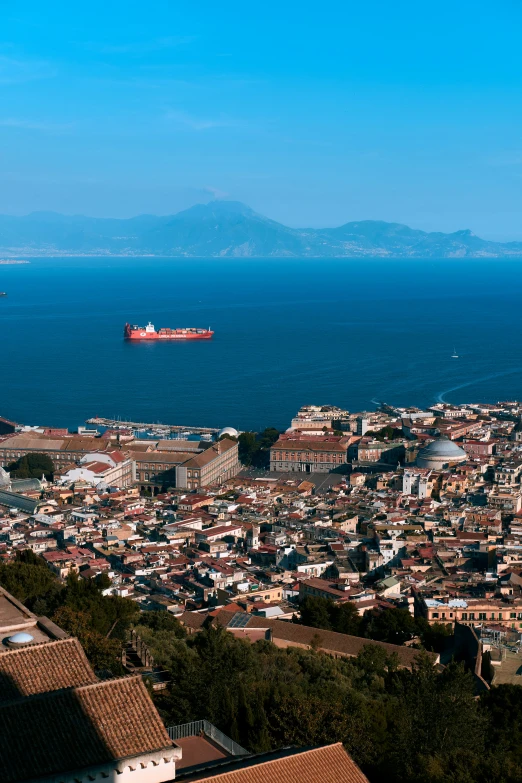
[{"xmin": 1, "ymin": 200, "xmax": 521, "ymax": 258}]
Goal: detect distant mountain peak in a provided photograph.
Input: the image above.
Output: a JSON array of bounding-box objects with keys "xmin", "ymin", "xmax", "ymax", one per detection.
[
  {"xmin": 174, "ymin": 200, "xmax": 256, "ymax": 220},
  {"xmin": 0, "ymin": 207, "xmax": 520, "ymax": 258},
  {"xmin": 452, "ymin": 229, "xmax": 475, "ymax": 238}
]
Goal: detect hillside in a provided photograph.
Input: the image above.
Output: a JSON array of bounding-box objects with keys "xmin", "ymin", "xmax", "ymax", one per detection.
[{"xmin": 1, "ymin": 201, "xmax": 521, "ymax": 258}]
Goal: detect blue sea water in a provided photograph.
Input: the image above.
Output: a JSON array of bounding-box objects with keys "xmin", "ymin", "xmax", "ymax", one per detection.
[{"xmin": 1, "ymin": 257, "xmax": 522, "ymax": 431}]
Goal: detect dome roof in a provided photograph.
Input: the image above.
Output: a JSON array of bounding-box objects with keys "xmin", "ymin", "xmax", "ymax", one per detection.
[
  {"xmin": 7, "ymin": 632, "xmax": 34, "ymax": 645},
  {"xmin": 416, "ymin": 437, "xmax": 467, "ymax": 468},
  {"xmin": 218, "ymin": 427, "xmax": 239, "ymax": 439},
  {"xmin": 418, "ymin": 438, "xmax": 467, "ymax": 459}
]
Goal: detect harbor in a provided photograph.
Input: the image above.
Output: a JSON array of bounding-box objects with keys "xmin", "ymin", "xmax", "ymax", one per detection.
[{"xmin": 85, "ymin": 415, "xmax": 221, "ymax": 437}]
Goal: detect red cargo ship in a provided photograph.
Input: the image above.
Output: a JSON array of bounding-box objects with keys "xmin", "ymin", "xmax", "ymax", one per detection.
[{"xmin": 124, "ymin": 322, "xmax": 214, "ymax": 340}]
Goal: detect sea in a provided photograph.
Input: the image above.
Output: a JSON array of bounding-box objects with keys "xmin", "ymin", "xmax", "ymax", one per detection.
[{"xmin": 1, "ymin": 257, "xmax": 521, "ymax": 432}]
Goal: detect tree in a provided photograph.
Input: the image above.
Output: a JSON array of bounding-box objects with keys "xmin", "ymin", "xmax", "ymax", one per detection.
[
  {"xmin": 238, "ymin": 428, "xmax": 280, "ymax": 468},
  {"xmin": 0, "ymin": 555, "xmax": 63, "ymax": 608},
  {"xmin": 298, "ymin": 597, "xmax": 333, "ymax": 630},
  {"xmin": 238, "ymin": 432, "xmax": 258, "ymax": 465},
  {"xmin": 366, "ymin": 425, "xmax": 403, "ymax": 442},
  {"xmin": 481, "ymin": 685, "xmax": 522, "ymax": 766},
  {"xmin": 416, "ymin": 619, "xmax": 452, "ymax": 653},
  {"xmin": 52, "ymin": 606, "xmax": 124, "ymax": 672},
  {"xmin": 332, "ymin": 601, "xmax": 362, "ymax": 635},
  {"xmin": 360, "ymin": 607, "xmax": 417, "ymax": 645},
  {"xmin": 298, "ymin": 597, "xmax": 363, "ymax": 636},
  {"xmin": 7, "ymin": 452, "xmax": 54, "ymax": 480},
  {"xmin": 310, "ymin": 632, "xmax": 323, "ymax": 651},
  {"xmin": 353, "ymin": 643, "xmax": 399, "ymax": 679},
  {"xmin": 257, "ymin": 428, "xmax": 280, "ymax": 450},
  {"xmin": 138, "ymin": 610, "xmax": 186, "ymax": 637}
]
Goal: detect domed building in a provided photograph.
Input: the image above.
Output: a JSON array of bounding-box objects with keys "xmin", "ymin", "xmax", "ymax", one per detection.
[
  {"xmin": 416, "ymin": 436, "xmax": 467, "ymax": 470},
  {"xmin": 218, "ymin": 426, "xmax": 239, "ymax": 439}
]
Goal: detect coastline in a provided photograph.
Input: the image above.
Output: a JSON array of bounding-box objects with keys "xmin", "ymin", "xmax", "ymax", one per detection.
[{"xmin": 0, "ymin": 252, "xmax": 521, "ymax": 260}]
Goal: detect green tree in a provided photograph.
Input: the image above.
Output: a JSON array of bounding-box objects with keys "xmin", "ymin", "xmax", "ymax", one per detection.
[
  {"xmin": 52, "ymin": 605, "xmax": 124, "ymax": 672},
  {"xmin": 238, "ymin": 428, "xmax": 280, "ymax": 468},
  {"xmin": 481, "ymin": 684, "xmax": 522, "ymax": 767},
  {"xmin": 416, "ymin": 618, "xmax": 452, "ymax": 653},
  {"xmin": 138, "ymin": 610, "xmax": 186, "ymax": 636},
  {"xmin": 385, "ymin": 659, "xmax": 486, "ymax": 782},
  {"xmin": 298, "ymin": 596, "xmax": 333, "ymax": 630},
  {"xmin": 238, "ymin": 432, "xmax": 258, "ymax": 465},
  {"xmin": 0, "ymin": 555, "xmax": 63, "ymax": 608},
  {"xmin": 361, "ymin": 607, "xmax": 417, "ymax": 645},
  {"xmin": 332, "ymin": 601, "xmax": 362, "ymax": 635},
  {"xmin": 7, "ymin": 452, "xmax": 54, "ymax": 480}
]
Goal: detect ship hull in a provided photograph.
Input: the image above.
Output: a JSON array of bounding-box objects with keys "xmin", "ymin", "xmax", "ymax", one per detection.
[
  {"xmin": 125, "ymin": 332, "xmax": 213, "ymax": 340},
  {"xmin": 124, "ymin": 323, "xmax": 213, "ymax": 340}
]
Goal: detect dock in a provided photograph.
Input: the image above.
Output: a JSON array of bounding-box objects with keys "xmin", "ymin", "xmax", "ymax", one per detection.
[{"xmin": 86, "ymin": 416, "xmax": 220, "ymax": 435}]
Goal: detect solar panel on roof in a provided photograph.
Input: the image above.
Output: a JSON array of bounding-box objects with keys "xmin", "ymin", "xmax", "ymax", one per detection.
[{"xmin": 228, "ymin": 612, "xmax": 250, "ymax": 628}]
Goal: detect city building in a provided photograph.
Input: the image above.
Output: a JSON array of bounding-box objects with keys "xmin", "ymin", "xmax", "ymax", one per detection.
[
  {"xmin": 270, "ymin": 434, "xmax": 350, "ymax": 473},
  {"xmin": 57, "ymin": 451, "xmax": 134, "ymax": 488},
  {"xmin": 290, "ymin": 404, "xmax": 350, "ymax": 432},
  {"xmin": 416, "ymin": 437, "xmax": 468, "ymax": 470},
  {"xmin": 176, "ymin": 438, "xmax": 240, "ymax": 490}
]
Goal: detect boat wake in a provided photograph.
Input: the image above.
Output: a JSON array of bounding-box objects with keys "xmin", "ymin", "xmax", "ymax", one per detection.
[{"xmin": 435, "ymin": 368, "xmax": 522, "ymax": 403}]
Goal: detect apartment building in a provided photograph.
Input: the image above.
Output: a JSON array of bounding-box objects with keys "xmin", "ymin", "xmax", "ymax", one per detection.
[{"xmin": 418, "ymin": 594, "xmax": 522, "ymax": 629}]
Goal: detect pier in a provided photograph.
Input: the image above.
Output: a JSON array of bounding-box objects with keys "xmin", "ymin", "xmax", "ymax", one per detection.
[{"xmin": 86, "ymin": 416, "xmax": 220, "ymax": 435}]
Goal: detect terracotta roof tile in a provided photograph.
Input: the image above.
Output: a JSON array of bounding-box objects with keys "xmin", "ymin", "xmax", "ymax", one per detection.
[
  {"xmin": 0, "ymin": 638, "xmax": 96, "ymax": 701},
  {"xmin": 0, "ymin": 675, "xmax": 173, "ymax": 783},
  {"xmin": 183, "ymin": 439, "xmax": 237, "ymax": 469},
  {"xmin": 186, "ymin": 743, "xmax": 369, "ymax": 783}
]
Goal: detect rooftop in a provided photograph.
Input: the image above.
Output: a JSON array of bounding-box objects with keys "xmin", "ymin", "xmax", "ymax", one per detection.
[
  {"xmin": 0, "ymin": 638, "xmax": 96, "ymax": 701},
  {"xmin": 177, "ymin": 743, "xmax": 370, "ymax": 783},
  {"xmin": 0, "ymin": 675, "xmax": 174, "ymax": 783}
]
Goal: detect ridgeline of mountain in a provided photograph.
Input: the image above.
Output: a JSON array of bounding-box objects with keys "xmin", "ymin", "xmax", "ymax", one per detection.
[{"xmin": 1, "ymin": 201, "xmax": 521, "ymax": 258}]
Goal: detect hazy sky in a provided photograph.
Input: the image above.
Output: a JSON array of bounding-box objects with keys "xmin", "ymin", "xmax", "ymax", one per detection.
[{"xmin": 2, "ymin": 0, "xmax": 522, "ymax": 238}]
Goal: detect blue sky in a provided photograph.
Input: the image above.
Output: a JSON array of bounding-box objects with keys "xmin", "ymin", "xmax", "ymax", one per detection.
[{"xmin": 2, "ymin": 0, "xmax": 522, "ymax": 238}]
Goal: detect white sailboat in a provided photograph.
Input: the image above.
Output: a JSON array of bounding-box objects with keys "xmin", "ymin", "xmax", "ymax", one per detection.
[{"xmin": 451, "ymin": 346, "xmax": 459, "ymax": 358}]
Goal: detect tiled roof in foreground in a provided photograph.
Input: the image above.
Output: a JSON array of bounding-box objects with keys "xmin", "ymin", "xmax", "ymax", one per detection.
[
  {"xmin": 181, "ymin": 743, "xmax": 369, "ymax": 783},
  {"xmin": 0, "ymin": 675, "xmax": 173, "ymax": 783},
  {"xmin": 0, "ymin": 638, "xmax": 97, "ymax": 701}
]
